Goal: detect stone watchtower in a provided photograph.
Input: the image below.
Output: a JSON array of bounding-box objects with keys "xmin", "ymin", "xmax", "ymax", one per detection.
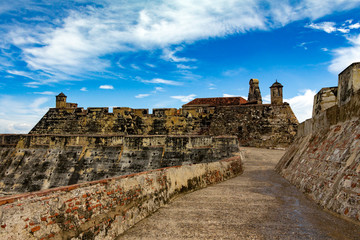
[
  {"xmin": 56, "ymin": 92, "xmax": 67, "ymax": 108},
  {"xmin": 270, "ymin": 80, "xmax": 283, "ymax": 105},
  {"xmin": 248, "ymin": 79, "xmax": 262, "ymax": 104}
]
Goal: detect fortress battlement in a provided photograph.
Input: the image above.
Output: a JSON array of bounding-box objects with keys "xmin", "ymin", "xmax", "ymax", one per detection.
[{"xmin": 30, "ymin": 79, "xmax": 298, "ymax": 148}]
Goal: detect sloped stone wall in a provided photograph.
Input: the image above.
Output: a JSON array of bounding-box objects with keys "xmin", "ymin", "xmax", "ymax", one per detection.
[
  {"xmin": 0, "ymin": 135, "xmax": 239, "ymax": 195},
  {"xmin": 276, "ymin": 81, "xmax": 360, "ymax": 222}
]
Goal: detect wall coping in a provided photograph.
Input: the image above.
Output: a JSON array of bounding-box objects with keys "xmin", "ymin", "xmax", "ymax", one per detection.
[{"xmin": 0, "ymin": 156, "xmax": 241, "ymax": 206}]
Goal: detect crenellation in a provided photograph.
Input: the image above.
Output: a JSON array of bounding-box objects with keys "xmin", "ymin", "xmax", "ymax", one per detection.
[
  {"xmin": 312, "ymin": 87, "xmax": 338, "ymax": 117},
  {"xmin": 338, "ymin": 62, "xmax": 360, "ymax": 106}
]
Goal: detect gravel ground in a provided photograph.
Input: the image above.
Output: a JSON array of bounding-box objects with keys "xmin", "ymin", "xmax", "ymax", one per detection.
[{"xmin": 117, "ymin": 147, "xmax": 360, "ymax": 240}]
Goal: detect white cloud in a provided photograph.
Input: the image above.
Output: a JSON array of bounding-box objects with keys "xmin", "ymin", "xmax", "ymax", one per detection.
[
  {"xmin": 99, "ymin": 85, "xmax": 114, "ymax": 89},
  {"xmin": 162, "ymin": 47, "xmax": 196, "ymax": 62},
  {"xmin": 3, "ymin": 1, "xmax": 360, "ymax": 82},
  {"xmin": 131, "ymin": 64, "xmax": 140, "ymax": 70},
  {"xmin": 307, "ymin": 20, "xmax": 360, "ymax": 34},
  {"xmin": 80, "ymin": 87, "xmax": 88, "ymax": 91},
  {"xmin": 0, "ymin": 95, "xmax": 50, "ymax": 133},
  {"xmin": 152, "ymin": 87, "xmax": 165, "ymax": 93},
  {"xmin": 329, "ymin": 34, "xmax": 360, "ymax": 73},
  {"xmin": 146, "ymin": 63, "xmax": 156, "ymax": 68},
  {"xmin": 176, "ymin": 64, "xmax": 197, "ymax": 69},
  {"xmin": 307, "ymin": 22, "xmax": 337, "ymax": 33},
  {"xmin": 263, "ymin": 94, "xmax": 271, "ymax": 104},
  {"xmin": 34, "ymin": 91, "xmax": 56, "ymax": 95},
  {"xmin": 349, "ymin": 23, "xmax": 360, "ymax": 29},
  {"xmin": 321, "ymin": 48, "xmax": 329, "ymax": 52},
  {"xmin": 135, "ymin": 94, "xmax": 150, "ymax": 98},
  {"xmin": 284, "ymin": 89, "xmax": 316, "ymax": 122},
  {"xmin": 223, "ymin": 94, "xmax": 236, "ymax": 97},
  {"xmin": 171, "ymin": 94, "xmax": 196, "ymax": 103},
  {"xmin": 297, "ymin": 42, "xmax": 308, "ymax": 50},
  {"xmin": 7, "ymin": 70, "xmax": 35, "ymax": 80},
  {"xmin": 141, "ymin": 78, "xmax": 182, "ymax": 86}
]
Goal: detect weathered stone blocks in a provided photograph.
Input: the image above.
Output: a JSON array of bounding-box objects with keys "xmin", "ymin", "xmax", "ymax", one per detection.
[
  {"xmin": 0, "ymin": 156, "xmax": 242, "ymax": 240},
  {"xmin": 0, "ymin": 135, "xmax": 239, "ymax": 195}
]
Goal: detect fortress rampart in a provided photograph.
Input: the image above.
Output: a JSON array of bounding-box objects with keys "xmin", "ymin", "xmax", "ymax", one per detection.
[
  {"xmin": 0, "ymin": 134, "xmax": 239, "ymax": 195},
  {"xmin": 0, "ymin": 155, "xmax": 242, "ymax": 240},
  {"xmin": 276, "ymin": 62, "xmax": 360, "ymax": 222},
  {"xmin": 29, "ymin": 104, "xmax": 298, "ymax": 148},
  {"xmin": 29, "ymin": 79, "xmax": 298, "ymax": 148}
]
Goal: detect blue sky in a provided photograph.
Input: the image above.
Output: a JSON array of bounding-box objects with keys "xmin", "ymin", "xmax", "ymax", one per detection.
[{"xmin": 1, "ymin": 0, "xmax": 360, "ymax": 133}]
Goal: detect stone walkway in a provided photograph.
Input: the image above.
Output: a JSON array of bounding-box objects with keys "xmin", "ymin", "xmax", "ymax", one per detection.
[{"xmin": 117, "ymin": 148, "xmax": 360, "ymax": 240}]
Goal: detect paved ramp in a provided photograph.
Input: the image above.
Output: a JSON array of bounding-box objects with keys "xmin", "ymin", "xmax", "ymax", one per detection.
[{"xmin": 117, "ymin": 148, "xmax": 360, "ymax": 239}]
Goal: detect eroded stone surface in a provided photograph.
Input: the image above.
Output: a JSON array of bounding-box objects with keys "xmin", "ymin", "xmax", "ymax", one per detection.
[
  {"xmin": 0, "ymin": 156, "xmax": 242, "ymax": 240},
  {"xmin": 0, "ymin": 135, "xmax": 239, "ymax": 195},
  {"xmin": 277, "ymin": 63, "xmax": 360, "ymax": 223}
]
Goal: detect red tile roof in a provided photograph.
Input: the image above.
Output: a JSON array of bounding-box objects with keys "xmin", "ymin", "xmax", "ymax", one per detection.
[{"xmin": 183, "ymin": 97, "xmax": 248, "ymax": 106}]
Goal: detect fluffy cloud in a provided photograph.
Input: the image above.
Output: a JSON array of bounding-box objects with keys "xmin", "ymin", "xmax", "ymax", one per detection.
[
  {"xmin": 99, "ymin": 85, "xmax": 114, "ymax": 89},
  {"xmin": 329, "ymin": 34, "xmax": 360, "ymax": 73},
  {"xmin": 171, "ymin": 94, "xmax": 196, "ymax": 103},
  {"xmin": 284, "ymin": 89, "xmax": 316, "ymax": 122},
  {"xmin": 223, "ymin": 94, "xmax": 236, "ymax": 97},
  {"xmin": 80, "ymin": 87, "xmax": 88, "ymax": 91},
  {"xmin": 5, "ymin": 0, "xmax": 360, "ymax": 81},
  {"xmin": 306, "ymin": 22, "xmax": 337, "ymax": 33},
  {"xmin": 0, "ymin": 95, "xmax": 50, "ymax": 133}
]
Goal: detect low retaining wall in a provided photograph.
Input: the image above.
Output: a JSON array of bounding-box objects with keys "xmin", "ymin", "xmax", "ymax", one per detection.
[{"xmin": 0, "ymin": 156, "xmax": 242, "ymax": 239}]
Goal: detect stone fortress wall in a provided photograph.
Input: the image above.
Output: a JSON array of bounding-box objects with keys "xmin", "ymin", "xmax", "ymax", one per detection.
[
  {"xmin": 0, "ymin": 134, "xmax": 239, "ymax": 195},
  {"xmin": 276, "ymin": 62, "xmax": 360, "ymax": 223},
  {"xmin": 0, "ymin": 78, "xmax": 297, "ymax": 239},
  {"xmin": 0, "ymin": 153, "xmax": 242, "ymax": 240},
  {"xmin": 30, "ymin": 79, "xmax": 298, "ymax": 148}
]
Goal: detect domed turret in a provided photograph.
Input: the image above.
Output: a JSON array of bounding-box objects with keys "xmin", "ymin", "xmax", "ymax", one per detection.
[
  {"xmin": 270, "ymin": 80, "xmax": 283, "ymax": 105},
  {"xmin": 56, "ymin": 92, "xmax": 67, "ymax": 108}
]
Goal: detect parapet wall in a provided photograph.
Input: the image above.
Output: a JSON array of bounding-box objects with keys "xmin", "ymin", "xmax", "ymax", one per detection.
[
  {"xmin": 0, "ymin": 135, "xmax": 239, "ymax": 195},
  {"xmin": 276, "ymin": 63, "xmax": 360, "ymax": 223},
  {"xmin": 0, "ymin": 156, "xmax": 243, "ymax": 240}
]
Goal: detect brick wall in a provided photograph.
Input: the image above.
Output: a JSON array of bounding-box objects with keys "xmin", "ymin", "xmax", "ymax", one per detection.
[{"xmin": 0, "ymin": 156, "xmax": 242, "ymax": 240}]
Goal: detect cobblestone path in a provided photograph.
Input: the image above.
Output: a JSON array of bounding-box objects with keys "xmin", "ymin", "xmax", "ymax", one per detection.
[{"xmin": 117, "ymin": 147, "xmax": 360, "ymax": 240}]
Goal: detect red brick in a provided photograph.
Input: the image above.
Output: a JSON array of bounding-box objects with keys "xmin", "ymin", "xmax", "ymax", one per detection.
[
  {"xmin": 41, "ymin": 217, "xmax": 47, "ymax": 221},
  {"xmin": 1, "ymin": 224, "xmax": 6, "ymax": 228},
  {"xmin": 31, "ymin": 226, "xmax": 40, "ymax": 232}
]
